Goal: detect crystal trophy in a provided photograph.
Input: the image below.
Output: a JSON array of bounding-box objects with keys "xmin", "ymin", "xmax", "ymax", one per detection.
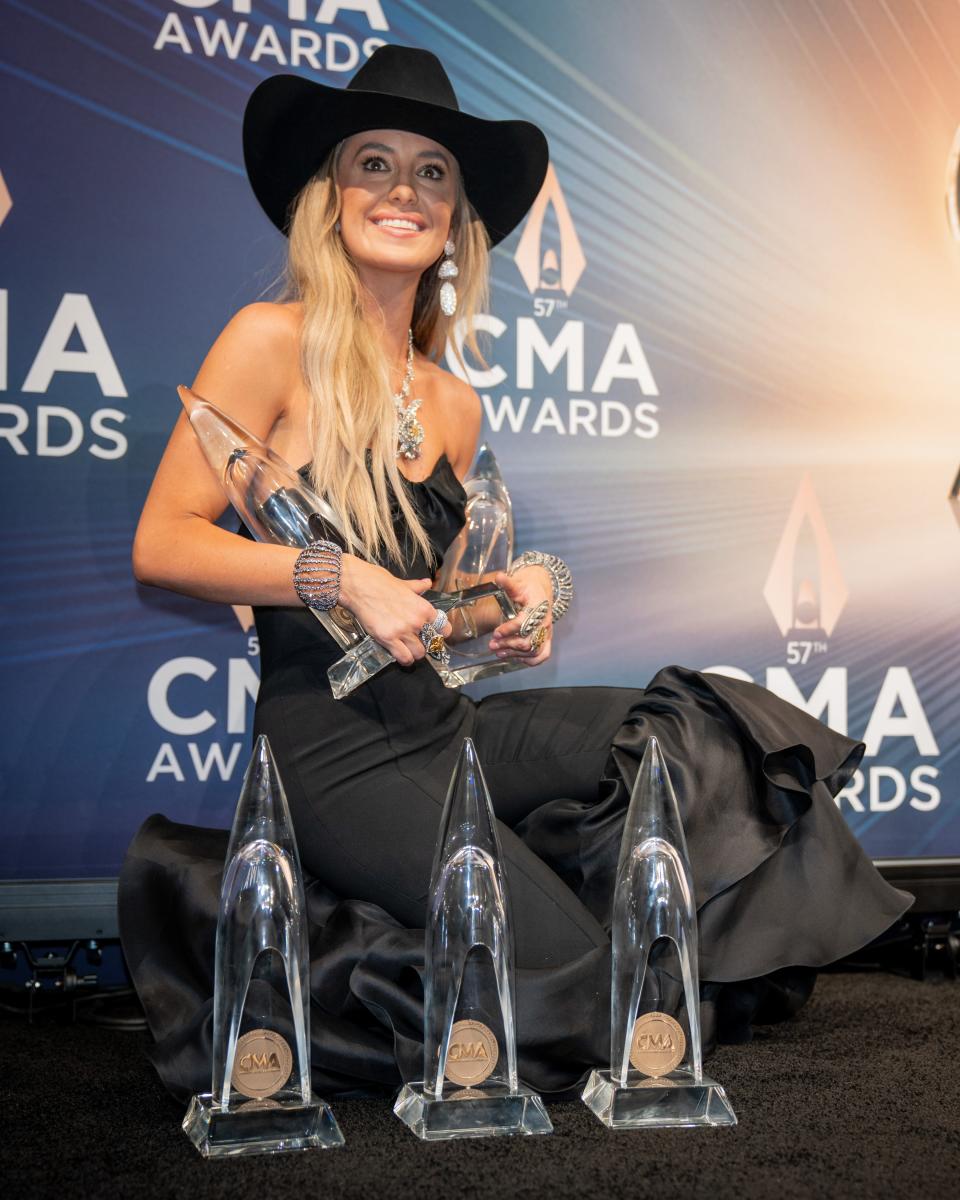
[
  {"xmin": 581, "ymin": 736, "xmax": 737, "ymax": 1129},
  {"xmin": 182, "ymin": 735, "xmax": 344, "ymax": 1156},
  {"xmin": 180, "ymin": 386, "xmax": 394, "ymax": 699},
  {"xmin": 434, "ymin": 443, "xmax": 527, "ymax": 687},
  {"xmin": 394, "ymin": 738, "xmax": 553, "ymax": 1140},
  {"xmin": 438, "ymin": 442, "xmax": 516, "ymax": 590},
  {"xmin": 180, "ymin": 388, "xmax": 520, "ymax": 696}
]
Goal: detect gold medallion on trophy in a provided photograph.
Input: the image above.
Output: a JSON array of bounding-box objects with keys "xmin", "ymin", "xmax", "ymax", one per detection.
[
  {"xmin": 231, "ymin": 1028, "xmax": 294, "ymax": 1099},
  {"xmin": 629, "ymin": 1011, "xmax": 685, "ymax": 1078},
  {"xmin": 444, "ymin": 1019, "xmax": 499, "ymax": 1086}
]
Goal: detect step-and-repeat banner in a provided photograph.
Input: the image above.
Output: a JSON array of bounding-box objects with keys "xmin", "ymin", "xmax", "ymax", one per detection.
[{"xmin": 2, "ymin": 0, "xmax": 959, "ymax": 879}]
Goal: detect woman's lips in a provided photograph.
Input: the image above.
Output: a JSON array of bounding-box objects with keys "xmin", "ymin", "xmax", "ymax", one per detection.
[{"xmin": 370, "ymin": 216, "xmax": 426, "ymax": 237}]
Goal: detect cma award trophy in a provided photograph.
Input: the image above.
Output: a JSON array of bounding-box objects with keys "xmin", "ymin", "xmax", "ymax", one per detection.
[
  {"xmin": 181, "ymin": 388, "xmax": 520, "ymax": 697},
  {"xmin": 182, "ymin": 736, "xmax": 344, "ymax": 1156},
  {"xmin": 581, "ymin": 737, "xmax": 737, "ymax": 1129},
  {"xmin": 394, "ymin": 738, "xmax": 553, "ymax": 1140},
  {"xmin": 435, "ymin": 443, "xmax": 529, "ymax": 687}
]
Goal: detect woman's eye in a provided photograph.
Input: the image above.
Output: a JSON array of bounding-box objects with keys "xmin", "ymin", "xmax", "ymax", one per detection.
[
  {"xmin": 419, "ymin": 163, "xmax": 446, "ymax": 180},
  {"xmin": 360, "ymin": 155, "xmax": 388, "ymax": 171}
]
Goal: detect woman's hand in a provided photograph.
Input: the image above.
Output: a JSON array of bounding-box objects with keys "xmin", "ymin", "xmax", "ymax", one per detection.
[
  {"xmin": 339, "ymin": 555, "xmax": 452, "ymax": 666},
  {"xmin": 488, "ymin": 566, "xmax": 554, "ymax": 667}
]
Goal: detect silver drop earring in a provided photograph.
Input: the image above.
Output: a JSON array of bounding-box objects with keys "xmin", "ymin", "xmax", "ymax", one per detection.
[{"xmin": 439, "ymin": 238, "xmax": 458, "ymax": 317}]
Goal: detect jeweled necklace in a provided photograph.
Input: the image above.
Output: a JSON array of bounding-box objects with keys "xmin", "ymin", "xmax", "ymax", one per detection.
[{"xmin": 393, "ymin": 329, "xmax": 424, "ymax": 461}]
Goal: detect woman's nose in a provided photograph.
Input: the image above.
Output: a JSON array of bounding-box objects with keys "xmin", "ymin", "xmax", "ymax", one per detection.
[{"xmin": 389, "ymin": 177, "xmax": 417, "ymax": 204}]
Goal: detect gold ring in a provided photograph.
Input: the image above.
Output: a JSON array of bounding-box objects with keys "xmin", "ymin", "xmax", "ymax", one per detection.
[{"xmin": 530, "ymin": 626, "xmax": 548, "ymax": 652}]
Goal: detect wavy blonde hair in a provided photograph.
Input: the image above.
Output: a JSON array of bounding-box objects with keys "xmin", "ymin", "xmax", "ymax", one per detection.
[{"xmin": 281, "ymin": 145, "xmax": 490, "ymax": 566}]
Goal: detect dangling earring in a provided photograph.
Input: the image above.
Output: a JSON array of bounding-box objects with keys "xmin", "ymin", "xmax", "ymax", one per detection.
[{"xmin": 439, "ymin": 238, "xmax": 458, "ymax": 317}]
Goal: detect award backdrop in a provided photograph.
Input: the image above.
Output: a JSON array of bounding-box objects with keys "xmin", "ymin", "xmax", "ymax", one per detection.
[{"xmin": 2, "ymin": 0, "xmax": 959, "ymax": 879}]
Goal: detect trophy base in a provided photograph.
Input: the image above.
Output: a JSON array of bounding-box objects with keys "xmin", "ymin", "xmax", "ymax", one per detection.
[
  {"xmin": 436, "ymin": 658, "xmax": 529, "ymax": 688},
  {"xmin": 183, "ymin": 1092, "xmax": 345, "ymax": 1157},
  {"xmin": 393, "ymin": 1081, "xmax": 554, "ymax": 1141},
  {"xmin": 581, "ymin": 1068, "xmax": 737, "ymax": 1129},
  {"xmin": 327, "ymin": 636, "xmax": 394, "ymax": 700}
]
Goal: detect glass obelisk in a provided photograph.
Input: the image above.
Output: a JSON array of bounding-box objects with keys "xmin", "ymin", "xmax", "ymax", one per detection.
[
  {"xmin": 435, "ymin": 442, "xmax": 527, "ymax": 687},
  {"xmin": 581, "ymin": 736, "xmax": 737, "ymax": 1128},
  {"xmin": 394, "ymin": 738, "xmax": 553, "ymax": 1139},
  {"xmin": 182, "ymin": 735, "xmax": 344, "ymax": 1155}
]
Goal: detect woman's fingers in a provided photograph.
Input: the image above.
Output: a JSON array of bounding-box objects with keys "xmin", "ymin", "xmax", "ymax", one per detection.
[
  {"xmin": 490, "ymin": 614, "xmax": 525, "ymax": 641},
  {"xmin": 491, "ymin": 626, "xmax": 552, "ymax": 658}
]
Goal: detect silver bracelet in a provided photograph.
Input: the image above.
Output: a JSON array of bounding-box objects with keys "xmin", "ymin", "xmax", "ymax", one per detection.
[
  {"xmin": 293, "ymin": 539, "xmax": 342, "ymax": 611},
  {"xmin": 508, "ymin": 550, "xmax": 573, "ymax": 622}
]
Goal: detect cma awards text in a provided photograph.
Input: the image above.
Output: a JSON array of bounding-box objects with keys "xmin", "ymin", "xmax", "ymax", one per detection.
[
  {"xmin": 447, "ymin": 315, "xmax": 661, "ymax": 440},
  {"xmin": 0, "ymin": 291, "xmax": 127, "ymax": 459},
  {"xmin": 154, "ymin": 0, "xmax": 389, "ymax": 68},
  {"xmin": 145, "ymin": 658, "xmax": 942, "ymax": 814}
]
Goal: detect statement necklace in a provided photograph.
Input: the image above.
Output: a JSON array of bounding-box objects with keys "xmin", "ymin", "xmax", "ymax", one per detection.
[{"xmin": 393, "ymin": 329, "xmax": 424, "ymax": 461}]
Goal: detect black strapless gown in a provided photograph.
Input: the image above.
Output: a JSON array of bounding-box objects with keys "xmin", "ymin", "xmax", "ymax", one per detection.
[{"xmin": 119, "ymin": 457, "xmax": 910, "ymax": 1099}]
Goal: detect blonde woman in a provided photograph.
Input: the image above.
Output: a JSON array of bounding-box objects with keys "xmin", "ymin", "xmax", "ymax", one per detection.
[{"xmin": 121, "ymin": 46, "xmax": 909, "ymax": 1099}]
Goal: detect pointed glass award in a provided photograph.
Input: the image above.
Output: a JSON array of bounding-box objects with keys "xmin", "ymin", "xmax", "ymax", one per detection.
[
  {"xmin": 394, "ymin": 738, "xmax": 553, "ymax": 1140},
  {"xmin": 438, "ymin": 441, "xmax": 516, "ymax": 588},
  {"xmin": 434, "ymin": 443, "xmax": 527, "ymax": 687},
  {"xmin": 581, "ymin": 736, "xmax": 737, "ymax": 1129},
  {"xmin": 182, "ymin": 735, "xmax": 344, "ymax": 1156}
]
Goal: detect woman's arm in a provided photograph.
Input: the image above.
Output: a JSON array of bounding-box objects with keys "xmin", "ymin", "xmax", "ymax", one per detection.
[{"xmin": 133, "ymin": 303, "xmax": 305, "ymax": 605}]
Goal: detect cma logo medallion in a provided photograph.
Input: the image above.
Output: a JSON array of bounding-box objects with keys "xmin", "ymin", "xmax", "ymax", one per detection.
[
  {"xmin": 514, "ymin": 165, "xmax": 586, "ymax": 300},
  {"xmin": 763, "ymin": 474, "xmax": 848, "ymax": 641}
]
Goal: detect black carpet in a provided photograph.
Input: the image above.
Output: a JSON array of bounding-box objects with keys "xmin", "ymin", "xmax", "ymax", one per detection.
[{"xmin": 3, "ymin": 972, "xmax": 958, "ymax": 1199}]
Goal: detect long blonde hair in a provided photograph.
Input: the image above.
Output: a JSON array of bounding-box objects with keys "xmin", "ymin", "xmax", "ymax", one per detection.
[{"xmin": 281, "ymin": 145, "xmax": 490, "ymax": 565}]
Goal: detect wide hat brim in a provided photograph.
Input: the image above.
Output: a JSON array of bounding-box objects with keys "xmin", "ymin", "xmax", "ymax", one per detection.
[{"xmin": 243, "ymin": 73, "xmax": 549, "ymax": 247}]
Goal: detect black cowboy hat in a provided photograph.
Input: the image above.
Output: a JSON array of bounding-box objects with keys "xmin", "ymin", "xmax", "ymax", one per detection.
[{"xmin": 243, "ymin": 44, "xmax": 549, "ymax": 247}]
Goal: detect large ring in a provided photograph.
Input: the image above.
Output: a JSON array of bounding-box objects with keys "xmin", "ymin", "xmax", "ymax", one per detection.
[
  {"xmin": 420, "ymin": 608, "xmax": 450, "ymax": 664},
  {"xmin": 519, "ymin": 600, "xmax": 549, "ymax": 639},
  {"xmin": 530, "ymin": 625, "xmax": 548, "ymax": 653}
]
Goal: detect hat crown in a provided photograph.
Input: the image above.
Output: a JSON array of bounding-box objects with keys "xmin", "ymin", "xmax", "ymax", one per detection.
[{"xmin": 347, "ymin": 45, "xmax": 459, "ymax": 112}]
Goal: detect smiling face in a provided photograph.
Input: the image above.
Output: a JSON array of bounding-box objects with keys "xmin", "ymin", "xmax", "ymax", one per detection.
[{"xmin": 335, "ymin": 128, "xmax": 458, "ymax": 282}]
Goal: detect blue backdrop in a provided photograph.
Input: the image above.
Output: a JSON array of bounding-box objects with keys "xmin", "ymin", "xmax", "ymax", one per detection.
[{"xmin": 2, "ymin": 0, "xmax": 959, "ymax": 879}]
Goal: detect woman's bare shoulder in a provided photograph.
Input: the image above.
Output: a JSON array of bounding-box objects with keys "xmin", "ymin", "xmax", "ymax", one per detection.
[
  {"xmin": 221, "ymin": 301, "xmax": 302, "ymax": 352},
  {"xmin": 422, "ymin": 359, "xmax": 482, "ymax": 475},
  {"xmin": 423, "ymin": 358, "xmax": 481, "ymax": 417},
  {"xmin": 191, "ymin": 302, "xmax": 303, "ymax": 436}
]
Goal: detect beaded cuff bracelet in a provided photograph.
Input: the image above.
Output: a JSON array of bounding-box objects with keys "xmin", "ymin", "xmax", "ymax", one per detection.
[{"xmin": 293, "ymin": 539, "xmax": 343, "ymax": 611}]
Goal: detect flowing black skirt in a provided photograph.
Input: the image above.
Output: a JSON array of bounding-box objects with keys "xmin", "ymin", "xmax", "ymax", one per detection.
[{"xmin": 119, "ymin": 665, "xmax": 910, "ymax": 1100}]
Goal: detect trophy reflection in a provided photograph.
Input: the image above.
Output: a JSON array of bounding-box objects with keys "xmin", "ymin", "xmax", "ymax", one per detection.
[
  {"xmin": 581, "ymin": 737, "xmax": 737, "ymax": 1128},
  {"xmin": 182, "ymin": 735, "xmax": 343, "ymax": 1156},
  {"xmin": 394, "ymin": 738, "xmax": 553, "ymax": 1140}
]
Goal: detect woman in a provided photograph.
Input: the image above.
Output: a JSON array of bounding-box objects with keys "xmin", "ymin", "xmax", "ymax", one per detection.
[{"xmin": 121, "ymin": 46, "xmax": 909, "ymax": 1099}]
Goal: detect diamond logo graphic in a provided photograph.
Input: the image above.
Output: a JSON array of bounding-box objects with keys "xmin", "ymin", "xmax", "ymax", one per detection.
[
  {"xmin": 0, "ymin": 171, "xmax": 12, "ymax": 230},
  {"xmin": 514, "ymin": 163, "xmax": 586, "ymax": 297},
  {"xmin": 763, "ymin": 474, "xmax": 848, "ymax": 637},
  {"xmin": 233, "ymin": 605, "xmax": 255, "ymax": 632}
]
